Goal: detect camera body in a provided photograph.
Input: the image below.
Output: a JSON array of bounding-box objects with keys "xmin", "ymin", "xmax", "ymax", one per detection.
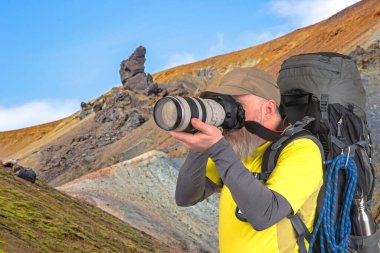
[{"xmin": 153, "ymin": 94, "xmax": 245, "ymax": 132}]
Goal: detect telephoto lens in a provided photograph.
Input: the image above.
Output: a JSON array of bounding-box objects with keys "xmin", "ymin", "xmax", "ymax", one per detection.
[{"xmin": 153, "ymin": 95, "xmax": 245, "ymax": 132}]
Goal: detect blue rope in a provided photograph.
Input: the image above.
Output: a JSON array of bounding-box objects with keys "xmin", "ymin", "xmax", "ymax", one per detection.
[{"xmin": 308, "ymin": 153, "xmax": 358, "ymax": 253}]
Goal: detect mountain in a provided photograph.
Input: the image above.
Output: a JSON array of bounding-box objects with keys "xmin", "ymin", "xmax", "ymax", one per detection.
[
  {"xmin": 0, "ymin": 0, "xmax": 380, "ymax": 251},
  {"xmin": 0, "ymin": 164, "xmax": 174, "ymax": 253}
]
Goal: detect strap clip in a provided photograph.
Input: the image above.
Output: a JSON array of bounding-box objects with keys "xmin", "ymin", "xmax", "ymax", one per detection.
[
  {"xmin": 320, "ymin": 94, "xmax": 329, "ymax": 112},
  {"xmin": 320, "ymin": 94, "xmax": 329, "ymax": 122}
]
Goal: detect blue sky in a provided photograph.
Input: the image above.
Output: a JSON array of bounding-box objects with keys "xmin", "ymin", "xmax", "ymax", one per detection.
[{"xmin": 0, "ymin": 0, "xmax": 358, "ymax": 131}]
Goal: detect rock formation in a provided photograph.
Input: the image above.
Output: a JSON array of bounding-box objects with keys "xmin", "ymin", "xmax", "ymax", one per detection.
[
  {"xmin": 120, "ymin": 46, "xmax": 146, "ymax": 85},
  {"xmin": 120, "ymin": 46, "xmax": 163, "ymax": 96}
]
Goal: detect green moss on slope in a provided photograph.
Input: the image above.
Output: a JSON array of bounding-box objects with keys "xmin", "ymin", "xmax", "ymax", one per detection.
[{"xmin": 0, "ymin": 165, "xmax": 172, "ymax": 253}]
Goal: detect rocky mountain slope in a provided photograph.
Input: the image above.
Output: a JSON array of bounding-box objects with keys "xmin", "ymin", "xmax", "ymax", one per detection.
[
  {"xmin": 351, "ymin": 39, "xmax": 380, "ymax": 218},
  {"xmin": 0, "ymin": 164, "xmax": 174, "ymax": 253},
  {"xmin": 57, "ymin": 151, "xmax": 219, "ymax": 252},
  {"xmin": 0, "ymin": 1, "xmax": 380, "ymax": 252}
]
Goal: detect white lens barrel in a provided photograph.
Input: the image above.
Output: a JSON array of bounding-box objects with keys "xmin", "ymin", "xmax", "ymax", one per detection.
[
  {"xmin": 153, "ymin": 96, "xmax": 226, "ymax": 132},
  {"xmin": 174, "ymin": 96, "xmax": 192, "ymax": 132},
  {"xmin": 203, "ymin": 99, "xmax": 225, "ymax": 127}
]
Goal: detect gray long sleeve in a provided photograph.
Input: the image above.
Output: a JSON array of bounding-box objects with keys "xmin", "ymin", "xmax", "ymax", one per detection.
[
  {"xmin": 175, "ymin": 151, "xmax": 219, "ymax": 206},
  {"xmin": 208, "ymin": 138, "xmax": 292, "ymax": 231}
]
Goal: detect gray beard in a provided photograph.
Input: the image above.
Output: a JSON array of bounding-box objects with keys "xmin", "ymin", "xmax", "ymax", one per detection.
[{"xmin": 224, "ymin": 127, "xmax": 266, "ymax": 161}]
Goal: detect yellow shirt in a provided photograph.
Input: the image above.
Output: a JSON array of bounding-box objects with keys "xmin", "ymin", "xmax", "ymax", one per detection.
[{"xmin": 206, "ymin": 138, "xmax": 323, "ymax": 253}]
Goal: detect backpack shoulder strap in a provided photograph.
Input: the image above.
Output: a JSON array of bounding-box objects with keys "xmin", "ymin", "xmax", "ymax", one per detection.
[
  {"xmin": 288, "ymin": 214, "xmax": 313, "ymax": 253},
  {"xmin": 257, "ymin": 116, "xmax": 324, "ymax": 253},
  {"xmin": 258, "ymin": 116, "xmax": 324, "ymax": 181}
]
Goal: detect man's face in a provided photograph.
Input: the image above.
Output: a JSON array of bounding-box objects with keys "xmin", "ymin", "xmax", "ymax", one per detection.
[
  {"xmin": 223, "ymin": 94, "xmax": 266, "ymax": 160},
  {"xmin": 235, "ymin": 94, "xmax": 265, "ymax": 122}
]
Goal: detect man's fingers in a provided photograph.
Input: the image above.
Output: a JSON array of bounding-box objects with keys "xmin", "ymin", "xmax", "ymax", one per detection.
[
  {"xmin": 170, "ymin": 119, "xmax": 223, "ymax": 151},
  {"xmin": 191, "ymin": 118, "xmax": 212, "ymax": 134},
  {"xmin": 171, "ymin": 131, "xmax": 193, "ymax": 144}
]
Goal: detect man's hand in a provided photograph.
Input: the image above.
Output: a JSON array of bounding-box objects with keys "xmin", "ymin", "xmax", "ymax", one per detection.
[{"xmin": 170, "ymin": 118, "xmax": 223, "ymax": 152}]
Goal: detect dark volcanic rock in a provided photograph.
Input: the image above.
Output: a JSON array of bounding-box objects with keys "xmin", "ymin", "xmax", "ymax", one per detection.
[
  {"xmin": 78, "ymin": 101, "xmax": 94, "ymax": 120},
  {"xmin": 92, "ymin": 100, "xmax": 104, "ymax": 112},
  {"xmin": 94, "ymin": 89, "xmax": 131, "ymax": 127},
  {"xmin": 120, "ymin": 46, "xmax": 146, "ymax": 85},
  {"xmin": 125, "ymin": 72, "xmax": 148, "ymax": 91},
  {"xmin": 120, "ymin": 46, "xmax": 166, "ymax": 96},
  {"xmin": 93, "ymin": 88, "xmax": 148, "ymax": 130},
  {"xmin": 124, "ymin": 110, "xmax": 146, "ymax": 130},
  {"xmin": 108, "ymin": 89, "xmax": 132, "ymax": 108},
  {"xmin": 124, "ymin": 72, "xmax": 161, "ymax": 95}
]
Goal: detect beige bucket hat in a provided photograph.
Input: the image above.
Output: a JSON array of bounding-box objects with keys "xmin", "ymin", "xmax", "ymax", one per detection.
[{"xmin": 200, "ymin": 67, "xmax": 281, "ymax": 105}]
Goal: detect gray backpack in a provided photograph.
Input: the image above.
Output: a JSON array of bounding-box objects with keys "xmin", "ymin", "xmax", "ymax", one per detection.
[{"xmin": 260, "ymin": 52, "xmax": 378, "ymax": 253}]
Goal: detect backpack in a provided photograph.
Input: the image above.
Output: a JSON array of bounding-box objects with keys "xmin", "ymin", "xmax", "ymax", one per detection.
[{"xmin": 260, "ymin": 52, "xmax": 378, "ymax": 253}]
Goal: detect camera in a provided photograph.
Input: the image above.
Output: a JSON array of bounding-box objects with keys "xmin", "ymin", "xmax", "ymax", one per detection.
[{"xmin": 153, "ymin": 94, "xmax": 245, "ymax": 132}]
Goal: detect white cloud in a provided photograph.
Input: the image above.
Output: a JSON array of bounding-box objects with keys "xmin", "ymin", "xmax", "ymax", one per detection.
[
  {"xmin": 270, "ymin": 0, "xmax": 360, "ymax": 27},
  {"xmin": 0, "ymin": 100, "xmax": 79, "ymax": 131},
  {"xmin": 164, "ymin": 52, "xmax": 197, "ymax": 69}
]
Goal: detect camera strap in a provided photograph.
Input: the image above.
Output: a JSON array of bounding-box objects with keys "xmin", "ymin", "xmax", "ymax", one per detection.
[{"xmin": 244, "ymin": 121, "xmax": 284, "ymax": 141}]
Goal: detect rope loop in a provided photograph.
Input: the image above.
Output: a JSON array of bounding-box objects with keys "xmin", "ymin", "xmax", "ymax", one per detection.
[{"xmin": 308, "ymin": 153, "xmax": 358, "ymax": 253}]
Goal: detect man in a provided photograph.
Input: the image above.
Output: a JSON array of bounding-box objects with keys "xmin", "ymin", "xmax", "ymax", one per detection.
[{"xmin": 171, "ymin": 67, "xmax": 323, "ymax": 253}]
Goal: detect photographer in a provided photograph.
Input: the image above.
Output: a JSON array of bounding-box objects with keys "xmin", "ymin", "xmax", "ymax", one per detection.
[{"xmin": 170, "ymin": 68, "xmax": 323, "ymax": 253}]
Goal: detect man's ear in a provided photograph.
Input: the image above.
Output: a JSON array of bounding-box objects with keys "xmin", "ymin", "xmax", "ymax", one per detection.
[{"xmin": 262, "ymin": 100, "xmax": 277, "ymax": 119}]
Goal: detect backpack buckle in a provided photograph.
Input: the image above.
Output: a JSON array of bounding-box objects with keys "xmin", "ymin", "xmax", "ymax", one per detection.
[
  {"xmin": 320, "ymin": 94, "xmax": 329, "ymax": 111},
  {"xmin": 320, "ymin": 94, "xmax": 329, "ymax": 121}
]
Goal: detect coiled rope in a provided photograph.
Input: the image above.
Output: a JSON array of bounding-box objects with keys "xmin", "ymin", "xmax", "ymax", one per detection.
[{"xmin": 308, "ymin": 151, "xmax": 358, "ymax": 253}]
